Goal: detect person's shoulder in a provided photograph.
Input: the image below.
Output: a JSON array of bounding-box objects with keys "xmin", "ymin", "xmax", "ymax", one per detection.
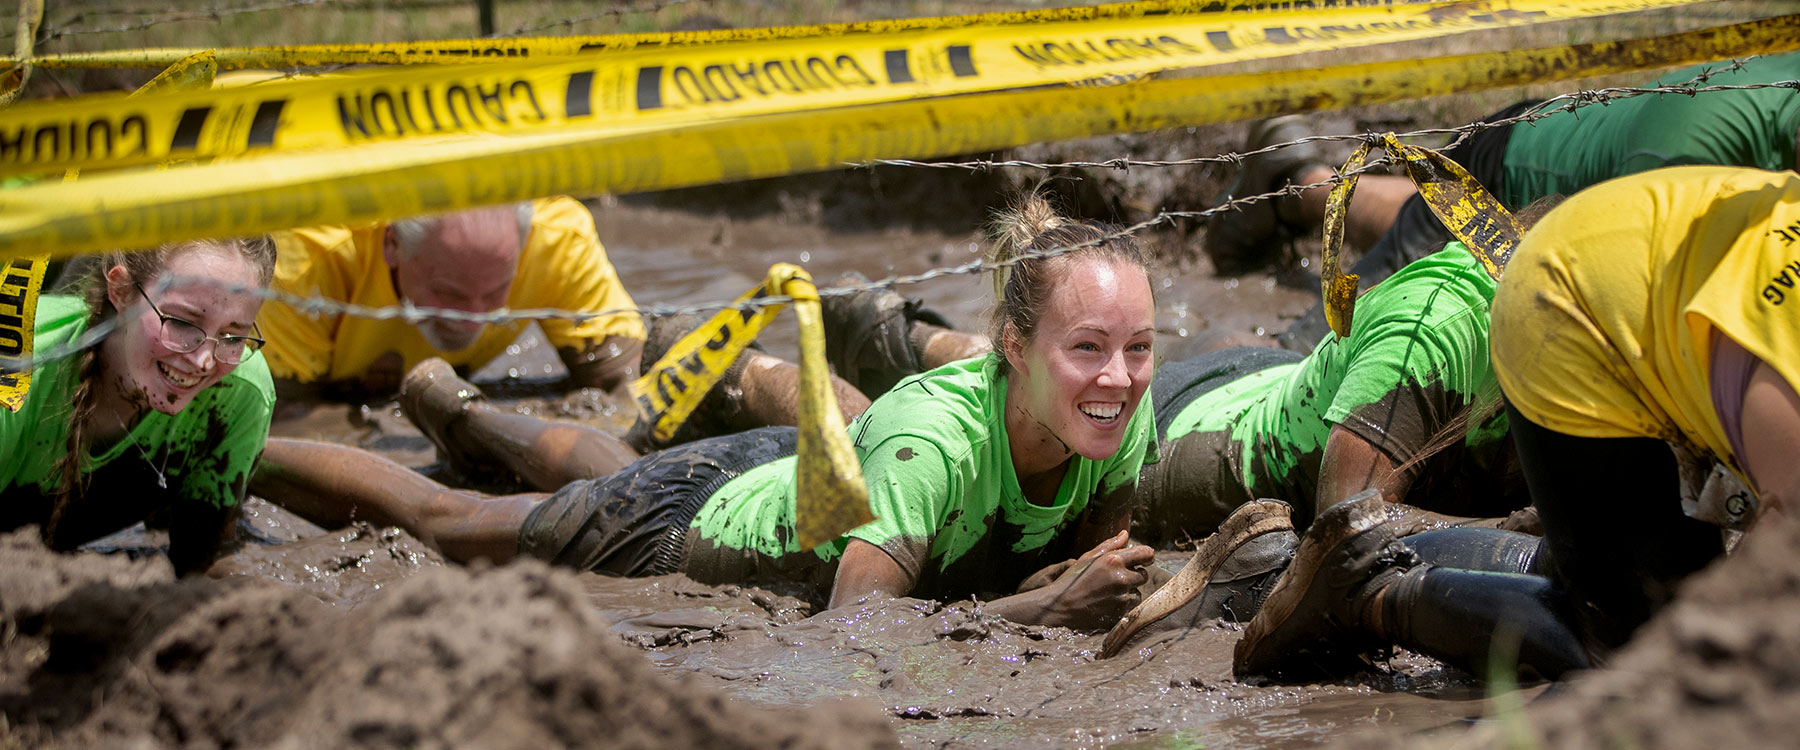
[
  {"xmin": 1359, "ymin": 244, "xmax": 1496, "ymax": 321},
  {"xmin": 272, "ymin": 224, "xmax": 378, "ymax": 284},
  {"xmin": 854, "ymin": 356, "xmax": 995, "ymax": 452},
  {"xmin": 529, "ymin": 196, "xmax": 599, "ymax": 240},
  {"xmin": 211, "ymin": 353, "xmax": 278, "ymax": 411}
]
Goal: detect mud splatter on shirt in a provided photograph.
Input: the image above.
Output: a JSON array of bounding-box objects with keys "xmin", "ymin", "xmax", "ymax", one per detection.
[
  {"xmin": 1160, "ymin": 246, "xmax": 1522, "ymax": 529},
  {"xmin": 683, "ymin": 355, "xmax": 1156, "ymax": 603},
  {"xmin": 0, "ymin": 295, "xmax": 275, "ymax": 548}
]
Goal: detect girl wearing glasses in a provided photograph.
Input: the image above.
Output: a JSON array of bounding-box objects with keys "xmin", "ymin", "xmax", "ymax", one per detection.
[{"xmin": 0, "ymin": 237, "xmax": 277, "ymax": 575}]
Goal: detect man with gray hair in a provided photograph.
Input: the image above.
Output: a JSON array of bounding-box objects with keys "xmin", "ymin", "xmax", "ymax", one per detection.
[{"xmin": 259, "ymin": 197, "xmax": 646, "ymax": 407}]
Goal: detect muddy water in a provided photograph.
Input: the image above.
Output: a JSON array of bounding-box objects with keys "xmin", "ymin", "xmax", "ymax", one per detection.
[{"xmin": 235, "ymin": 199, "xmax": 1526, "ymax": 748}]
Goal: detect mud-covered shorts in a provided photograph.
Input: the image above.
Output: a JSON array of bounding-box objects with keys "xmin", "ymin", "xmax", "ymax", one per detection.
[
  {"xmin": 516, "ymin": 427, "xmax": 799, "ymax": 576},
  {"xmin": 1135, "ymin": 347, "xmax": 1305, "ymax": 545}
]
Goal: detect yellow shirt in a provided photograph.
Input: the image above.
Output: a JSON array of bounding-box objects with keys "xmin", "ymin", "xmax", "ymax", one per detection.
[
  {"xmin": 1491, "ymin": 166, "xmax": 1800, "ymax": 477},
  {"xmin": 259, "ymin": 196, "xmax": 645, "ymax": 384}
]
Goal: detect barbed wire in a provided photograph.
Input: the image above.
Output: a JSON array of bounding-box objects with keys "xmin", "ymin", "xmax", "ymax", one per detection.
[
  {"xmin": 28, "ymin": 0, "xmax": 336, "ymax": 43},
  {"xmin": 0, "ymin": 65, "xmax": 1781, "ymax": 375},
  {"xmin": 499, "ymin": 0, "xmax": 707, "ymax": 37},
  {"xmin": 859, "ymin": 58, "xmax": 1766, "ymax": 173}
]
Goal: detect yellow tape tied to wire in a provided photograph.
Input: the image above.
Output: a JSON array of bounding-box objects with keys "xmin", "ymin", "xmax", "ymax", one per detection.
[
  {"xmin": 629, "ymin": 264, "xmax": 873, "ymax": 550},
  {"xmin": 0, "ymin": 0, "xmax": 43, "ymax": 106},
  {"xmin": 1320, "ymin": 133, "xmax": 1524, "ymax": 338},
  {"xmin": 0, "ymin": 0, "xmax": 1719, "ymax": 179},
  {"xmin": 4, "ymin": 10, "xmax": 1796, "ymax": 262},
  {"xmin": 0, "ymin": 253, "xmax": 48, "ymax": 411}
]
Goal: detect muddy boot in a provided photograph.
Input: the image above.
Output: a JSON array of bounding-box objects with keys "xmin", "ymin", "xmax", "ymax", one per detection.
[
  {"xmin": 821, "ymin": 271, "xmax": 955, "ymax": 398},
  {"xmin": 1102, "ymin": 500, "xmax": 1297, "ymax": 657},
  {"xmin": 1203, "ymin": 116, "xmax": 1326, "ymax": 274},
  {"xmin": 625, "ymin": 312, "xmax": 745, "ymax": 454},
  {"xmin": 399, "ymin": 357, "xmax": 488, "ymax": 472},
  {"xmin": 1232, "ymin": 490, "xmax": 1421, "ymax": 680}
]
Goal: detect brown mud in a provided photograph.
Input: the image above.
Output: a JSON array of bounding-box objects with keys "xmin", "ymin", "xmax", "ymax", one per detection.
[
  {"xmin": 10, "ymin": 110, "xmax": 1794, "ymax": 748},
  {"xmin": 0, "ymin": 527, "xmax": 897, "ymax": 750}
]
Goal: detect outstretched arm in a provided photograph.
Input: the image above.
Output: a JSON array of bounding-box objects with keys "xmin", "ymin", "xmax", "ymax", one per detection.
[{"xmin": 827, "ymin": 533, "xmax": 1153, "ymax": 631}]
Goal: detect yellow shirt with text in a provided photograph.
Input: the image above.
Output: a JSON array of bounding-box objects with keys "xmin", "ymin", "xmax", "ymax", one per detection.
[
  {"xmin": 1491, "ymin": 166, "xmax": 1800, "ymax": 476},
  {"xmin": 259, "ymin": 196, "xmax": 644, "ymax": 384}
]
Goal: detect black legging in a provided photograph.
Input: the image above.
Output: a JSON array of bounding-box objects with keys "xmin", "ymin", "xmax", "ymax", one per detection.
[{"xmin": 1378, "ymin": 403, "xmax": 1726, "ymax": 679}]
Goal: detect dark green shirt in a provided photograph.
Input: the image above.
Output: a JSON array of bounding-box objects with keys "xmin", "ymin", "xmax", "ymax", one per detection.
[{"xmin": 1503, "ymin": 52, "xmax": 1800, "ymax": 209}]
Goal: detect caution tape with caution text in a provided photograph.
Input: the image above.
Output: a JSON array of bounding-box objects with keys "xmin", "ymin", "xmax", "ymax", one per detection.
[{"xmin": 0, "ymin": 0, "xmax": 1717, "ymax": 178}]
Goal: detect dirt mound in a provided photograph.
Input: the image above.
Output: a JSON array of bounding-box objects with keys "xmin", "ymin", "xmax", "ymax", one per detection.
[
  {"xmin": 0, "ymin": 529, "xmax": 895, "ymax": 750},
  {"xmin": 1347, "ymin": 514, "xmax": 1800, "ymax": 749}
]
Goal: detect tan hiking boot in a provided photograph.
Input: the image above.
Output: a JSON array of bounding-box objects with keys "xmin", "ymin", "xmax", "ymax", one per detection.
[
  {"xmin": 1232, "ymin": 489, "xmax": 1421, "ymax": 681},
  {"xmin": 1102, "ymin": 499, "xmax": 1297, "ymax": 657},
  {"xmin": 1203, "ymin": 116, "xmax": 1327, "ymax": 273}
]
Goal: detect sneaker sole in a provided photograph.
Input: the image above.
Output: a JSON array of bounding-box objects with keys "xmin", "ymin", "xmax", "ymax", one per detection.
[
  {"xmin": 1101, "ymin": 499, "xmax": 1294, "ymax": 658},
  {"xmin": 1232, "ymin": 490, "xmax": 1389, "ymax": 678}
]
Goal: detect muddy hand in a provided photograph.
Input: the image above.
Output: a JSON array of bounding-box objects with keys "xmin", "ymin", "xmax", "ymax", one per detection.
[
  {"xmin": 1036, "ymin": 532, "xmax": 1155, "ymax": 630},
  {"xmin": 1017, "ymin": 531, "xmax": 1138, "ymax": 593}
]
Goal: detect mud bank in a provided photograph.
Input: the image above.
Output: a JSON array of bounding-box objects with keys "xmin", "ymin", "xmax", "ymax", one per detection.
[{"xmin": 0, "ymin": 528, "xmax": 896, "ymax": 750}]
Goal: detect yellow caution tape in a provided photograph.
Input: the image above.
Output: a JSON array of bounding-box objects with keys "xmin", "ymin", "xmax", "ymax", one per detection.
[
  {"xmin": 1319, "ymin": 141, "xmax": 1370, "ymax": 339},
  {"xmin": 631, "ymin": 268, "xmax": 791, "ymax": 443},
  {"xmin": 1319, "ymin": 132, "xmax": 1522, "ymax": 338},
  {"xmin": 784, "ymin": 272, "xmax": 875, "ymax": 550},
  {"xmin": 0, "ymin": 253, "xmax": 48, "ymax": 411},
  {"xmin": 2, "ymin": 12, "xmax": 1795, "ymax": 261},
  {"xmin": 0, "ymin": 0, "xmax": 1715, "ymax": 178},
  {"xmin": 0, "ymin": 0, "xmax": 43, "ymax": 107},
  {"xmin": 629, "ymin": 264, "xmax": 872, "ymax": 550},
  {"xmin": 18, "ymin": 0, "xmax": 1464, "ymax": 70},
  {"xmin": 134, "ymin": 51, "xmax": 220, "ymax": 97}
]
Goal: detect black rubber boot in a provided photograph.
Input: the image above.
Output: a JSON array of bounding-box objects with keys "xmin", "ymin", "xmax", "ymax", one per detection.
[{"xmin": 1380, "ymin": 567, "xmax": 1592, "ymax": 680}]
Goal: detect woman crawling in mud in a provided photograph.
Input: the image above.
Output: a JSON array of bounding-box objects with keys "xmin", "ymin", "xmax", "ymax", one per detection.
[
  {"xmin": 1232, "ymin": 166, "xmax": 1800, "ymax": 682},
  {"xmin": 0, "ymin": 237, "xmax": 278, "ymax": 575},
  {"xmin": 844, "ymin": 209, "xmax": 1561, "ymax": 641},
  {"xmin": 254, "ymin": 194, "xmax": 1162, "ymax": 629}
]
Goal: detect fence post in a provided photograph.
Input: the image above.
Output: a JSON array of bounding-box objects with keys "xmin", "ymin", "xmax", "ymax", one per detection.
[{"xmin": 477, "ymin": 0, "xmax": 495, "ymax": 36}]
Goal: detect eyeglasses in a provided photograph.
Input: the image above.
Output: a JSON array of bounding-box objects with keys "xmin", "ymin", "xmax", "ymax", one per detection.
[{"xmin": 134, "ymin": 281, "xmax": 265, "ymax": 366}]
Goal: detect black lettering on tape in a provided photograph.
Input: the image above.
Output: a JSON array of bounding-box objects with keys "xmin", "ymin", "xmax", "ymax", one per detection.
[
  {"xmin": 475, "ymin": 82, "xmax": 508, "ymax": 123},
  {"xmin": 884, "ymin": 49, "xmax": 913, "ymax": 84},
  {"xmin": 247, "ymin": 100, "xmax": 286, "ymax": 147},
  {"xmin": 564, "ymin": 71, "xmax": 595, "ymax": 117},
  {"xmin": 511, "ymin": 80, "xmax": 546, "ymax": 123},
  {"xmin": 948, "ymin": 45, "xmax": 976, "ymax": 77},
  {"xmin": 170, "ymin": 106, "xmax": 211, "ymax": 151},
  {"xmin": 84, "ymin": 120, "xmax": 112, "ymax": 160},
  {"xmin": 446, "ymin": 85, "xmax": 476, "ymax": 129},
  {"xmin": 636, "ymin": 66, "xmax": 664, "ymax": 111}
]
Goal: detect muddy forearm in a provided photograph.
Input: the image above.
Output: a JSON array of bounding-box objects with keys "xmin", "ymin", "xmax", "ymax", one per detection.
[{"xmin": 250, "ymin": 438, "xmax": 432, "ymax": 530}]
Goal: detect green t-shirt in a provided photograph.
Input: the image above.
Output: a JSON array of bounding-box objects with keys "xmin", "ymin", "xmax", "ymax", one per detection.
[
  {"xmin": 0, "ymin": 295, "xmax": 276, "ymax": 547},
  {"xmin": 1167, "ymin": 246, "xmax": 1518, "ymax": 525},
  {"xmin": 1503, "ymin": 52, "xmax": 1800, "ymax": 209},
  {"xmin": 683, "ymin": 355, "xmax": 1157, "ymax": 602}
]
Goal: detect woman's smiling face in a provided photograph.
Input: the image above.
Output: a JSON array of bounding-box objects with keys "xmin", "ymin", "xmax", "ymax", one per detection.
[
  {"xmin": 105, "ymin": 247, "xmax": 264, "ymax": 415},
  {"xmin": 1004, "ymin": 256, "xmax": 1155, "ymax": 463}
]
